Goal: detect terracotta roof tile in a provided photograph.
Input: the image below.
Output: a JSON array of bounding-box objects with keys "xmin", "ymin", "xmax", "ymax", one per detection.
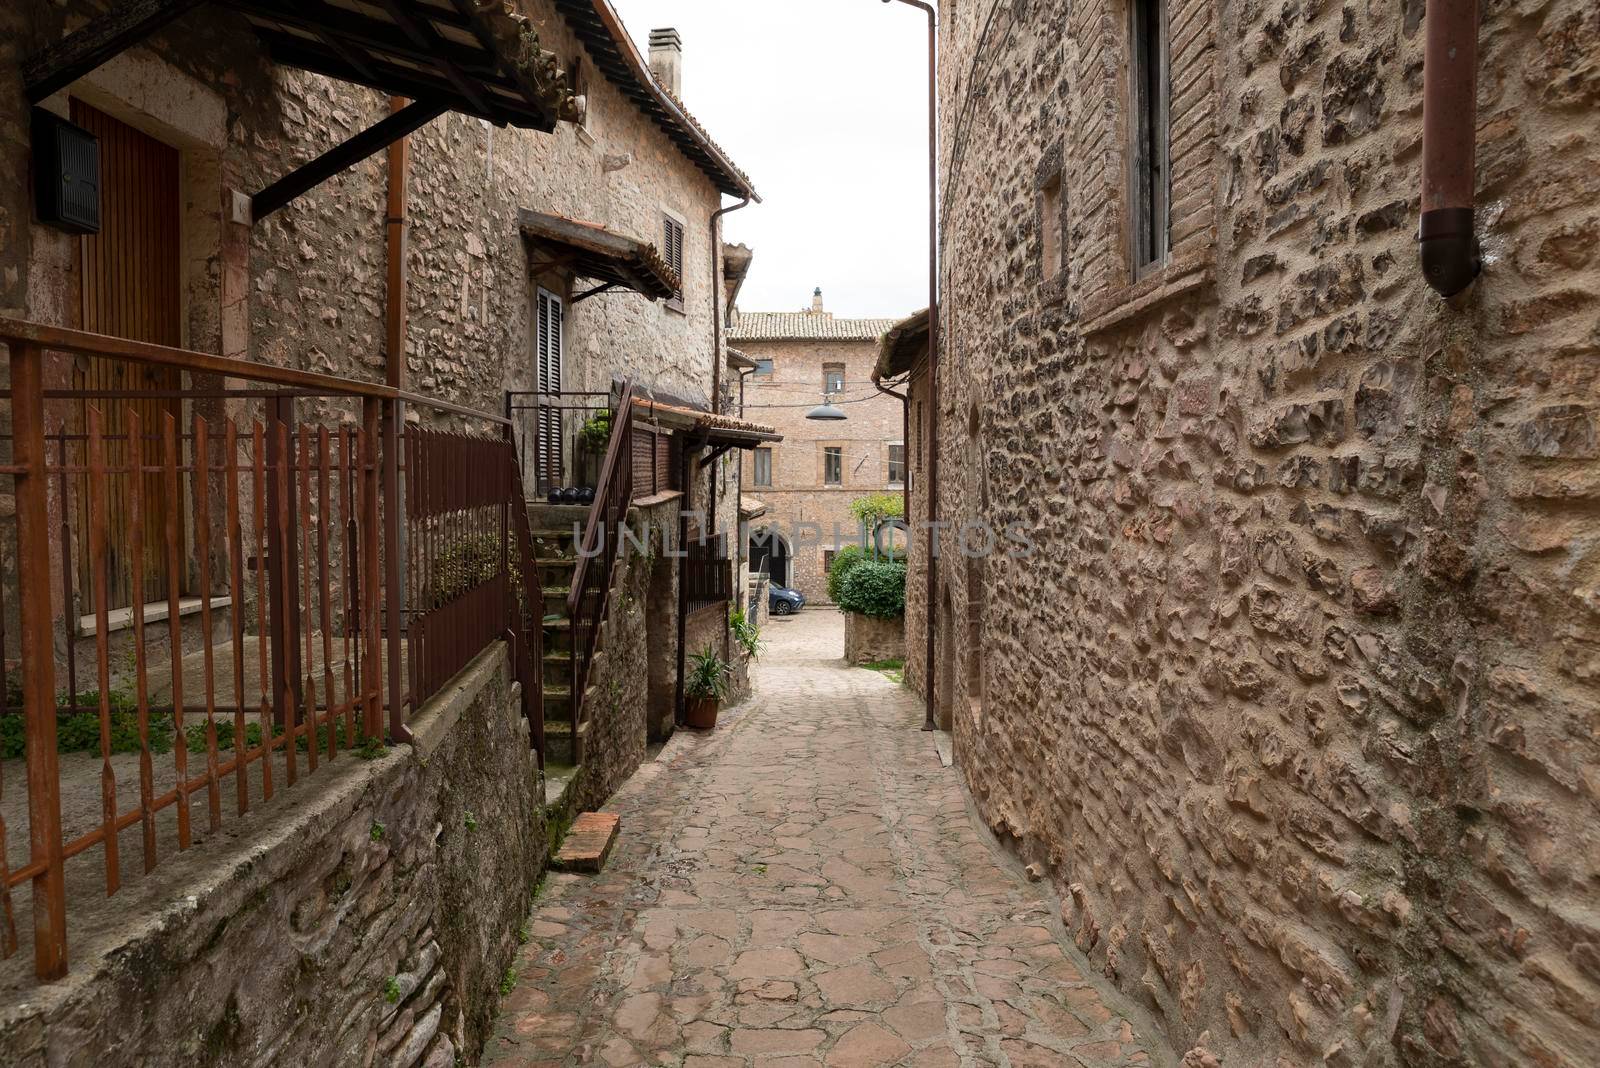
[{"xmin": 727, "ymin": 312, "xmax": 900, "ymax": 342}]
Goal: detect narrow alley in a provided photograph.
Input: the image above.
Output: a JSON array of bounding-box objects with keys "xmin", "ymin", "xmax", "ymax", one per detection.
[{"xmin": 484, "ymin": 611, "xmax": 1169, "ymax": 1068}]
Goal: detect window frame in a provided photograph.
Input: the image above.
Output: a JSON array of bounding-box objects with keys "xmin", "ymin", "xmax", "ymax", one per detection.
[
  {"xmin": 752, "ymin": 357, "xmax": 774, "ymax": 379},
  {"xmin": 1129, "ymin": 0, "xmax": 1171, "ymax": 278},
  {"xmin": 823, "ymin": 446, "xmax": 843, "ymax": 487},
  {"xmin": 752, "ymin": 446, "xmax": 773, "ymax": 487},
  {"xmin": 822, "ymin": 363, "xmax": 845, "ymax": 395},
  {"xmin": 886, "ymin": 442, "xmax": 906, "ymax": 488},
  {"xmin": 662, "ymin": 212, "xmax": 686, "ymax": 313}
]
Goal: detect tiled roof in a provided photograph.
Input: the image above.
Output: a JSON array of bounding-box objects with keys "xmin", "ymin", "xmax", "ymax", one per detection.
[
  {"xmin": 874, "ymin": 308, "xmax": 930, "ymax": 381},
  {"xmin": 728, "ymin": 312, "xmax": 900, "ymax": 342}
]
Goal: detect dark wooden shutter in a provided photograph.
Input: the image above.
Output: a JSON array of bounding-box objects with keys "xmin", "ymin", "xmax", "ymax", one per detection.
[
  {"xmin": 664, "ymin": 216, "xmax": 684, "ymax": 311},
  {"xmin": 536, "ymin": 290, "xmax": 564, "ymax": 488},
  {"xmin": 655, "ymin": 431, "xmax": 673, "ymax": 491},
  {"xmin": 631, "ymin": 424, "xmax": 656, "ymax": 498}
]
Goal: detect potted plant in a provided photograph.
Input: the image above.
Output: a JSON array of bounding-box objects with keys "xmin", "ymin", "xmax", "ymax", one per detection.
[
  {"xmin": 575, "ymin": 409, "xmax": 611, "ymax": 489},
  {"xmin": 684, "ymin": 646, "xmax": 732, "ymax": 730}
]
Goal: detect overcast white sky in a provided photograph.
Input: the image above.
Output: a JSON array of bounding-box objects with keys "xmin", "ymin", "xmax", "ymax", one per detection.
[{"xmin": 611, "ymin": 0, "xmax": 930, "ymax": 320}]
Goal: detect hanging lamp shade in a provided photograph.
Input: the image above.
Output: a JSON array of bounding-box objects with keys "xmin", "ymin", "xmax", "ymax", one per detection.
[{"xmin": 805, "ymin": 396, "xmax": 847, "ymax": 421}]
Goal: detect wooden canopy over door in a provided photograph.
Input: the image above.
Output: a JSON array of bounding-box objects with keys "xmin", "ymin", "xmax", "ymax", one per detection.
[{"xmin": 71, "ymin": 99, "xmax": 184, "ymax": 611}]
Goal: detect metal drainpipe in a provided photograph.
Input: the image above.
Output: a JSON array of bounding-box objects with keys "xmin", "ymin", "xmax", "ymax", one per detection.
[
  {"xmin": 1420, "ymin": 0, "xmax": 1481, "ymax": 297},
  {"xmin": 883, "ymin": 0, "xmax": 940, "ymax": 733},
  {"xmin": 709, "ymin": 196, "xmax": 751, "ymax": 668},
  {"xmin": 737, "ymin": 365, "xmax": 756, "ymax": 612}
]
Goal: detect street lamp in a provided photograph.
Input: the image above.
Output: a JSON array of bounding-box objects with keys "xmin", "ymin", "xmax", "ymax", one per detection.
[
  {"xmin": 805, "ymin": 394, "xmax": 848, "ymax": 421},
  {"xmin": 881, "ymin": 0, "xmax": 940, "ymax": 733}
]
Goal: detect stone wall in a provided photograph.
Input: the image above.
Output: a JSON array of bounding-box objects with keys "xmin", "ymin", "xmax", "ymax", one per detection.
[
  {"xmin": 733, "ymin": 331, "xmax": 906, "ymax": 602},
  {"xmin": 844, "ymin": 611, "xmax": 905, "ymax": 666},
  {"xmin": 2, "ymin": 0, "xmax": 731, "ymax": 421},
  {"xmin": 932, "ymin": 1, "xmax": 1600, "ymax": 1066},
  {"xmin": 0, "ymin": 644, "xmax": 543, "ymax": 1067}
]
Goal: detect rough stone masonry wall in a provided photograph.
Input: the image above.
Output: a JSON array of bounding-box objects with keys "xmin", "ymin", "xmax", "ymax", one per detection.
[
  {"xmin": 933, "ymin": 1, "xmax": 1599, "ymax": 1066},
  {"xmin": 1, "ymin": 0, "xmax": 724, "ymax": 419},
  {"xmin": 0, "ymin": 644, "xmax": 544, "ymax": 1067},
  {"xmin": 737, "ymin": 337, "xmax": 905, "ymax": 601}
]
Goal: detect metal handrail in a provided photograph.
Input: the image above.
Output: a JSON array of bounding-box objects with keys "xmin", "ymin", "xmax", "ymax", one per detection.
[{"xmin": 563, "ymin": 380, "xmax": 635, "ymax": 746}]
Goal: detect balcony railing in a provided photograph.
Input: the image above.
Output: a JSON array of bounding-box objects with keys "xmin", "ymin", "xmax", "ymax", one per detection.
[{"xmin": 0, "ymin": 318, "xmax": 541, "ymax": 983}]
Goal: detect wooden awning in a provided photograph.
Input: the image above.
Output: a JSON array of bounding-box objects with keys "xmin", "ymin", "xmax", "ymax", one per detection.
[
  {"xmin": 231, "ymin": 0, "xmax": 578, "ymax": 130},
  {"xmin": 874, "ymin": 308, "xmax": 930, "ymax": 382},
  {"xmin": 520, "ymin": 210, "xmax": 679, "ymax": 302},
  {"xmin": 23, "ymin": 0, "xmax": 578, "ymax": 221},
  {"xmin": 632, "ymin": 397, "xmax": 781, "ymax": 448}
]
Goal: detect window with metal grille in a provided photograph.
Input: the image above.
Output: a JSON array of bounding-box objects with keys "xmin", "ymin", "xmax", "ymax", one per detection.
[
  {"xmin": 1130, "ymin": 0, "xmax": 1170, "ymax": 275},
  {"xmin": 663, "ymin": 214, "xmax": 685, "ymax": 311},
  {"xmin": 535, "ymin": 288, "xmax": 564, "ymax": 489},
  {"xmin": 823, "ymin": 363, "xmax": 845, "ymax": 395},
  {"xmin": 753, "ymin": 446, "xmax": 772, "ymax": 487},
  {"xmin": 823, "ymin": 446, "xmax": 842, "ymax": 486},
  {"xmin": 887, "ymin": 443, "xmax": 906, "ymax": 486}
]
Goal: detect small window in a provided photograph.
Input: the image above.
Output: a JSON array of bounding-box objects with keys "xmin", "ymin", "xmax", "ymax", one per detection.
[
  {"xmin": 753, "ymin": 358, "xmax": 774, "ymax": 379},
  {"xmin": 823, "ymin": 363, "xmax": 845, "ymax": 395},
  {"xmin": 823, "ymin": 446, "xmax": 842, "ymax": 486},
  {"xmin": 823, "ymin": 549, "xmax": 836, "ymax": 573},
  {"xmin": 1130, "ymin": 0, "xmax": 1170, "ymax": 274},
  {"xmin": 753, "ymin": 447, "xmax": 772, "ymax": 487},
  {"xmin": 663, "ymin": 214, "xmax": 686, "ymax": 311},
  {"xmin": 1040, "ymin": 172, "xmax": 1064, "ymax": 279},
  {"xmin": 887, "ymin": 443, "xmax": 905, "ymax": 486},
  {"xmin": 567, "ymin": 57, "xmax": 588, "ymax": 129}
]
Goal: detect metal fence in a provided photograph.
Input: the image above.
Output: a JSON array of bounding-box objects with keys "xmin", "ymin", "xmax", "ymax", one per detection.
[{"xmin": 0, "ymin": 318, "xmax": 540, "ymax": 983}]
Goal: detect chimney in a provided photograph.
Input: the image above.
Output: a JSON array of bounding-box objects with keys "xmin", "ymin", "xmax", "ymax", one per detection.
[
  {"xmin": 649, "ymin": 28, "xmax": 683, "ymax": 98},
  {"xmin": 811, "ymin": 287, "xmax": 824, "ymax": 314}
]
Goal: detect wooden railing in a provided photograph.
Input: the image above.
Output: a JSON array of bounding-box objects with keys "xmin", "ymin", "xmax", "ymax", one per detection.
[
  {"xmin": 565, "ymin": 380, "xmax": 635, "ymax": 750},
  {"xmin": 0, "ymin": 318, "xmax": 539, "ymax": 983}
]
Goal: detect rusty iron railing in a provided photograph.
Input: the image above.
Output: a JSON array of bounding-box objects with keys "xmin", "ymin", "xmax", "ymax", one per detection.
[
  {"xmin": 0, "ymin": 317, "xmax": 540, "ymax": 983},
  {"xmin": 684, "ymin": 533, "xmax": 732, "ymax": 616},
  {"xmin": 404, "ymin": 427, "xmax": 543, "ymax": 757},
  {"xmin": 564, "ymin": 380, "xmax": 636, "ymax": 753}
]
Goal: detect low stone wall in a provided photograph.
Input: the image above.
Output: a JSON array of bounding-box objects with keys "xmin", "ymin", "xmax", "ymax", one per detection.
[
  {"xmin": 0, "ymin": 644, "xmax": 543, "ymax": 1068},
  {"xmin": 844, "ymin": 612, "xmax": 905, "ymax": 665}
]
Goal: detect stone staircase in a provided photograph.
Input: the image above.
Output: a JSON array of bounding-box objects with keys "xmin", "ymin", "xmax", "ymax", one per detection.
[{"xmin": 529, "ymin": 504, "xmax": 605, "ymax": 770}]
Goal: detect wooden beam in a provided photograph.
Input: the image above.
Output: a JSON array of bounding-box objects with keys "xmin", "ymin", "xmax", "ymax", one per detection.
[
  {"xmin": 376, "ymin": 0, "xmax": 493, "ymax": 117},
  {"xmin": 24, "ymin": 0, "xmax": 207, "ymax": 103},
  {"xmin": 445, "ymin": 0, "xmax": 556, "ymax": 120},
  {"xmin": 251, "ymin": 99, "xmax": 446, "ymax": 221}
]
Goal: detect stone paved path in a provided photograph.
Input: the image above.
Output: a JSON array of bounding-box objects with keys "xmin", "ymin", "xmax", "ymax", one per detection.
[{"xmin": 484, "ymin": 611, "xmax": 1170, "ymax": 1067}]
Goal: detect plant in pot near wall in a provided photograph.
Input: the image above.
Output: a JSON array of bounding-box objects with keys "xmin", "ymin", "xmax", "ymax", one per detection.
[
  {"xmin": 684, "ymin": 646, "xmax": 732, "ymax": 730},
  {"xmin": 575, "ymin": 409, "xmax": 611, "ymax": 489}
]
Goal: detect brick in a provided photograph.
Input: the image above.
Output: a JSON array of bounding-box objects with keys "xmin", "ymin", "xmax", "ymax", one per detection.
[{"xmin": 553, "ymin": 812, "xmax": 621, "ymax": 873}]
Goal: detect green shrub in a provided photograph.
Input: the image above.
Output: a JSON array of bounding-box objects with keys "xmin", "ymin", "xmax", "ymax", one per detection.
[
  {"xmin": 578, "ymin": 410, "xmax": 612, "ymax": 451},
  {"xmin": 848, "ymin": 492, "xmax": 905, "ymax": 531},
  {"xmin": 837, "ymin": 560, "xmax": 907, "ymax": 619},
  {"xmin": 729, "ymin": 608, "xmax": 766, "ymax": 661},
  {"xmin": 827, "ymin": 543, "xmax": 905, "ymax": 603},
  {"xmin": 685, "ymin": 647, "xmax": 732, "ymax": 702}
]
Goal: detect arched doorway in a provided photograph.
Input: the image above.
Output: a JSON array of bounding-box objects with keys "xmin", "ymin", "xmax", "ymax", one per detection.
[{"xmin": 748, "ymin": 527, "xmax": 792, "ymax": 587}]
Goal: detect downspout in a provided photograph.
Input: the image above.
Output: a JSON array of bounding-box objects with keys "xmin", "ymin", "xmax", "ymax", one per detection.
[
  {"xmin": 883, "ymin": 0, "xmax": 941, "ymax": 733},
  {"xmin": 709, "ymin": 196, "xmax": 751, "ymax": 668},
  {"xmin": 1419, "ymin": 0, "xmax": 1481, "ymax": 297}
]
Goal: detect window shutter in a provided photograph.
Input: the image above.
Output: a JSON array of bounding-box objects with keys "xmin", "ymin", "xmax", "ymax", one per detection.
[
  {"xmin": 536, "ymin": 290, "xmax": 564, "ymax": 488},
  {"xmin": 664, "ymin": 216, "xmax": 685, "ymax": 309},
  {"xmin": 631, "ymin": 424, "xmax": 654, "ymax": 498}
]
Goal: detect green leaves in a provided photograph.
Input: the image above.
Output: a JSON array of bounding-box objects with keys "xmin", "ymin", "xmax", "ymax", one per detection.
[{"xmin": 837, "ymin": 561, "xmax": 907, "ymax": 620}]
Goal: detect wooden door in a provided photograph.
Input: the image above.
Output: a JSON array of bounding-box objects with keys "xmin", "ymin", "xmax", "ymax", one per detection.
[{"xmin": 72, "ymin": 100, "xmax": 184, "ymax": 610}]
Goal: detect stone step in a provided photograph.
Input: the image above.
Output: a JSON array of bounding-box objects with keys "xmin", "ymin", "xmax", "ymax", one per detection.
[{"xmin": 552, "ymin": 811, "xmax": 620, "ymax": 873}]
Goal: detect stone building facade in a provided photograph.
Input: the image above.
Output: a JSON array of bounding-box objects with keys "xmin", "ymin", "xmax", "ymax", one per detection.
[
  {"xmin": 0, "ymin": 1, "xmax": 758, "ymax": 1059},
  {"xmin": 729, "ymin": 291, "xmax": 902, "ymax": 602},
  {"xmin": 913, "ymin": 1, "xmax": 1600, "ymax": 1066}
]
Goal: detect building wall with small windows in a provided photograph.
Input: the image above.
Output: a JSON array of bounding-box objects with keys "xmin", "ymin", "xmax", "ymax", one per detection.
[
  {"xmin": 927, "ymin": 0, "xmax": 1600, "ymax": 1064},
  {"xmin": 730, "ymin": 296, "xmax": 905, "ymax": 602}
]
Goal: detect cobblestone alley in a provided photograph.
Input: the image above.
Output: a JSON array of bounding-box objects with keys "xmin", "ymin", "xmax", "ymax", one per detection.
[{"xmin": 484, "ymin": 610, "xmax": 1171, "ymax": 1067}]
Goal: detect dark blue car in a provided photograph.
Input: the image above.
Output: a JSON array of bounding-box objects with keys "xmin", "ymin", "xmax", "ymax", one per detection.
[{"xmin": 768, "ymin": 583, "xmax": 805, "ymax": 616}]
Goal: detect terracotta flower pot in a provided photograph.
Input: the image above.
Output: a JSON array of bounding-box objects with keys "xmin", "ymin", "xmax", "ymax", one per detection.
[{"xmin": 685, "ymin": 697, "xmax": 720, "ymax": 730}]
